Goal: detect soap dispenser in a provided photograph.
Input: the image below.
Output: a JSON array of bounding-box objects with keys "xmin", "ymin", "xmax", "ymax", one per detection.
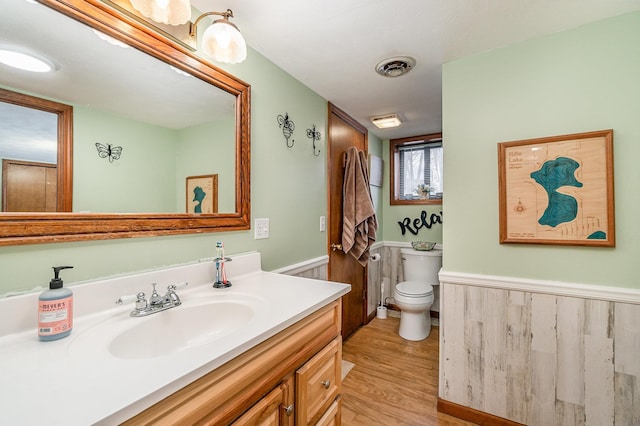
[{"xmin": 38, "ymin": 266, "xmax": 74, "ymax": 341}]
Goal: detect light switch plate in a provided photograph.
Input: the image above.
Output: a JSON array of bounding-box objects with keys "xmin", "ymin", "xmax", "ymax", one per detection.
[
  {"xmin": 319, "ymin": 215, "xmax": 326, "ymax": 232},
  {"xmin": 255, "ymin": 218, "xmax": 269, "ymax": 239}
]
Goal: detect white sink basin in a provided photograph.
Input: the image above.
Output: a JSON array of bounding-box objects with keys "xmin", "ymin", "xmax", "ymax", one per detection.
[
  {"xmin": 110, "ymin": 301, "xmax": 254, "ymax": 359},
  {"xmin": 69, "ymin": 294, "xmax": 262, "ymax": 360}
]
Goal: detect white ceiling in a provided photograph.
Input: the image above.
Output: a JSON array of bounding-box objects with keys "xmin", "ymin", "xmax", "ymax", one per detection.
[{"xmin": 192, "ymin": 0, "xmax": 640, "ymax": 140}]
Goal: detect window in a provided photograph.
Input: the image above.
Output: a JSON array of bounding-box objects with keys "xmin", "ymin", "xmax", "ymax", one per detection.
[{"xmin": 390, "ymin": 133, "xmax": 443, "ymax": 205}]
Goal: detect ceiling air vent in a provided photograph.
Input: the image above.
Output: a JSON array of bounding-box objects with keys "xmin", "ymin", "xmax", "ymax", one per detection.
[{"xmin": 375, "ymin": 56, "xmax": 416, "ymax": 78}]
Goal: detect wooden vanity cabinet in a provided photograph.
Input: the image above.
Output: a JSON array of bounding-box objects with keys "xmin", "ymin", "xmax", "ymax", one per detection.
[
  {"xmin": 231, "ymin": 376, "xmax": 293, "ymax": 426},
  {"xmin": 296, "ymin": 338, "xmax": 341, "ymax": 424},
  {"xmin": 123, "ymin": 300, "xmax": 342, "ymax": 426}
]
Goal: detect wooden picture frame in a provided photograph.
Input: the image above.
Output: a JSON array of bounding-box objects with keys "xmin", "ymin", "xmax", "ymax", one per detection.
[
  {"xmin": 498, "ymin": 129, "xmax": 614, "ymax": 247},
  {"xmin": 186, "ymin": 174, "xmax": 218, "ymax": 214}
]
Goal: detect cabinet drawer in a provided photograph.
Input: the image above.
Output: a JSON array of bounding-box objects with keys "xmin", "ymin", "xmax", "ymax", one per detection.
[
  {"xmin": 296, "ymin": 337, "xmax": 341, "ymax": 425},
  {"xmin": 231, "ymin": 385, "xmax": 284, "ymax": 426},
  {"xmin": 315, "ymin": 396, "xmax": 341, "ymax": 426}
]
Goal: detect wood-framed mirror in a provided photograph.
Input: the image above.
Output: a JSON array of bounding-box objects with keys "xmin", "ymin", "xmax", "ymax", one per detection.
[{"xmin": 0, "ymin": 0, "xmax": 250, "ymax": 246}]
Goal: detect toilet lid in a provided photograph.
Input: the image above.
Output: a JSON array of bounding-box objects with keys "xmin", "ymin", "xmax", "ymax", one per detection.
[{"xmin": 396, "ymin": 281, "xmax": 433, "ymax": 297}]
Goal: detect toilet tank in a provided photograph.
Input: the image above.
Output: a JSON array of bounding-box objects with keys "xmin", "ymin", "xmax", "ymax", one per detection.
[{"xmin": 400, "ymin": 248, "xmax": 442, "ymax": 286}]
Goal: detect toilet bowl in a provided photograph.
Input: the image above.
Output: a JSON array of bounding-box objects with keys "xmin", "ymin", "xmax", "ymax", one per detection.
[{"xmin": 394, "ymin": 248, "xmax": 442, "ymax": 341}]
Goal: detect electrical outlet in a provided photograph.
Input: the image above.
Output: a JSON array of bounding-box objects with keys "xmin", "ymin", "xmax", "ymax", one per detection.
[
  {"xmin": 319, "ymin": 215, "xmax": 326, "ymax": 232},
  {"xmin": 255, "ymin": 218, "xmax": 269, "ymax": 239}
]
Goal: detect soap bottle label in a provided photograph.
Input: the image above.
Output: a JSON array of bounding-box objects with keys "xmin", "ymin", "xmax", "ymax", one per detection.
[{"xmin": 38, "ymin": 296, "xmax": 73, "ymax": 337}]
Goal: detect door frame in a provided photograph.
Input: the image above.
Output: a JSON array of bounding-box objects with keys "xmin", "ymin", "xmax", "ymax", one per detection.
[{"xmin": 326, "ymin": 102, "xmax": 369, "ymax": 336}]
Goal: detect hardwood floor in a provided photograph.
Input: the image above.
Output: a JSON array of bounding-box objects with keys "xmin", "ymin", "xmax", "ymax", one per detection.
[{"xmin": 341, "ymin": 316, "xmax": 476, "ymax": 426}]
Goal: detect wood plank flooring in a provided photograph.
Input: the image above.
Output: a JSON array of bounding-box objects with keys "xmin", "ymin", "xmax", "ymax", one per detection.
[{"xmin": 341, "ymin": 316, "xmax": 476, "ymax": 426}]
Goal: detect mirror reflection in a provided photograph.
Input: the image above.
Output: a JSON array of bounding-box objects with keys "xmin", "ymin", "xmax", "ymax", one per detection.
[
  {"xmin": 0, "ymin": 97, "xmax": 59, "ymax": 212},
  {"xmin": 1, "ymin": 0, "xmax": 237, "ymax": 214}
]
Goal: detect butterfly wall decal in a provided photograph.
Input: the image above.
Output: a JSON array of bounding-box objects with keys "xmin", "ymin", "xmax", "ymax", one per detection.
[{"xmin": 95, "ymin": 142, "xmax": 123, "ymax": 163}]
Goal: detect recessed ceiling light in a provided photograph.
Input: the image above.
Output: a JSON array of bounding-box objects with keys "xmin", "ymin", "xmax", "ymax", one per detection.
[
  {"xmin": 371, "ymin": 114, "xmax": 402, "ymax": 129},
  {"xmin": 0, "ymin": 49, "xmax": 56, "ymax": 73},
  {"xmin": 375, "ymin": 56, "xmax": 416, "ymax": 78}
]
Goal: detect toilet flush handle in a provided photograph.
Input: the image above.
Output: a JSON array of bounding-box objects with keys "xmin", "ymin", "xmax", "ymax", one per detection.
[{"xmin": 330, "ymin": 243, "xmax": 343, "ymax": 252}]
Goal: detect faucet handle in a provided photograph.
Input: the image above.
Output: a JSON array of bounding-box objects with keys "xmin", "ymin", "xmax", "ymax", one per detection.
[
  {"xmin": 136, "ymin": 292, "xmax": 147, "ymax": 309},
  {"xmin": 116, "ymin": 292, "xmax": 148, "ymax": 311},
  {"xmin": 167, "ymin": 281, "xmax": 188, "ymax": 291},
  {"xmin": 116, "ymin": 294, "xmax": 138, "ymax": 304}
]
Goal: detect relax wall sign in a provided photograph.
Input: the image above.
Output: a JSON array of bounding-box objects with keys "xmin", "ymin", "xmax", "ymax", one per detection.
[{"xmin": 398, "ymin": 210, "xmax": 443, "ymax": 235}]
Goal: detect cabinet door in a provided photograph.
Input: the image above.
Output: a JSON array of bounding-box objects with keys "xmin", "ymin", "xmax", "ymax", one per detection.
[
  {"xmin": 315, "ymin": 396, "xmax": 341, "ymax": 426},
  {"xmin": 232, "ymin": 377, "xmax": 294, "ymax": 426},
  {"xmin": 296, "ymin": 338, "xmax": 341, "ymax": 425},
  {"xmin": 232, "ymin": 386, "xmax": 284, "ymax": 426}
]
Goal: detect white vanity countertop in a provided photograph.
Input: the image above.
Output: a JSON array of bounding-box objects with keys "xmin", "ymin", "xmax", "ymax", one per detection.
[{"xmin": 0, "ymin": 252, "xmax": 350, "ymax": 425}]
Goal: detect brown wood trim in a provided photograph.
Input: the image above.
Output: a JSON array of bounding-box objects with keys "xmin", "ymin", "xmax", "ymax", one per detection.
[
  {"xmin": 328, "ymin": 102, "xmax": 367, "ymax": 135},
  {"xmin": 437, "ymin": 398, "xmax": 525, "ymax": 426}
]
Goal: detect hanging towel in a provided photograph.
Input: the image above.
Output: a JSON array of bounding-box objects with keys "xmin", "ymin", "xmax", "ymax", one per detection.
[{"xmin": 342, "ymin": 147, "xmax": 377, "ymax": 266}]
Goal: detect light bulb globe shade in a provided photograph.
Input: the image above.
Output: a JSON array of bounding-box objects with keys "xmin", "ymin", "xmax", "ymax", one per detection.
[
  {"xmin": 130, "ymin": 0, "xmax": 191, "ymax": 25},
  {"xmin": 202, "ymin": 20, "xmax": 247, "ymax": 64}
]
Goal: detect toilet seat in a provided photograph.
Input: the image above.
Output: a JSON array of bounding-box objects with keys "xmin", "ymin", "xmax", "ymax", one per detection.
[{"xmin": 396, "ymin": 281, "xmax": 433, "ymax": 298}]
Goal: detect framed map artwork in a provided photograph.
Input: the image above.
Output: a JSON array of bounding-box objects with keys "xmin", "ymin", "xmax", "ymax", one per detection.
[
  {"xmin": 498, "ymin": 129, "xmax": 614, "ymax": 247},
  {"xmin": 186, "ymin": 174, "xmax": 218, "ymax": 214}
]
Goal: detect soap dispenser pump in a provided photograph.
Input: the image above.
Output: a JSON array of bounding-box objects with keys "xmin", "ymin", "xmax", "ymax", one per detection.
[{"xmin": 38, "ymin": 266, "xmax": 74, "ymax": 341}]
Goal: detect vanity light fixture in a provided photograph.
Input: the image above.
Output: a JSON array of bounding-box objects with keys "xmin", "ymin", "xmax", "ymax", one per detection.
[
  {"xmin": 189, "ymin": 9, "xmax": 247, "ymax": 64},
  {"xmin": 371, "ymin": 114, "xmax": 402, "ymax": 129},
  {"xmin": 0, "ymin": 49, "xmax": 56, "ymax": 73},
  {"xmin": 130, "ymin": 0, "xmax": 191, "ymax": 26}
]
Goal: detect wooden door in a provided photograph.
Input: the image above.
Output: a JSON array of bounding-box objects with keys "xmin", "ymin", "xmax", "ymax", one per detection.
[
  {"xmin": 2, "ymin": 159, "xmax": 57, "ymax": 212},
  {"xmin": 327, "ymin": 103, "xmax": 368, "ymax": 339}
]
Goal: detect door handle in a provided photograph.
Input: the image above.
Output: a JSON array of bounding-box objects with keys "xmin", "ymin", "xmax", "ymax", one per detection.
[{"xmin": 330, "ymin": 243, "xmax": 343, "ymax": 251}]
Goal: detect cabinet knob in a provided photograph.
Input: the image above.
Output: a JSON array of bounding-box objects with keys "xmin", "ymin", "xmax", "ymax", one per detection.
[
  {"xmin": 321, "ymin": 379, "xmax": 331, "ymax": 389},
  {"xmin": 284, "ymin": 404, "xmax": 294, "ymax": 416}
]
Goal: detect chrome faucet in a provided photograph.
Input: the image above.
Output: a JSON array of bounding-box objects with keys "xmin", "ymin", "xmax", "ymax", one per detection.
[{"xmin": 116, "ymin": 282, "xmax": 188, "ymax": 317}]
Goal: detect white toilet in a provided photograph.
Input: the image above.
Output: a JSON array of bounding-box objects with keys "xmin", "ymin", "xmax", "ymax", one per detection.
[{"xmin": 394, "ymin": 247, "xmax": 442, "ymax": 341}]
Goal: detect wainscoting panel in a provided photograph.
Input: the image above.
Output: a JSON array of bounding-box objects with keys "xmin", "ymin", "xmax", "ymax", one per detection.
[
  {"xmin": 368, "ymin": 242, "xmax": 441, "ymax": 318},
  {"xmin": 275, "ymin": 243, "xmax": 440, "ymax": 320},
  {"xmin": 439, "ymin": 272, "xmax": 640, "ymax": 425},
  {"xmin": 272, "ymin": 256, "xmax": 328, "ymax": 280},
  {"xmin": 366, "ymin": 244, "xmax": 383, "ymax": 317}
]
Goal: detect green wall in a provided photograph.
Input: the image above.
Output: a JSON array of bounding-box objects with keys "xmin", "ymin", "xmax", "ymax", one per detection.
[
  {"xmin": 442, "ymin": 11, "xmax": 640, "ymax": 288},
  {"xmin": 74, "ymin": 106, "xmax": 178, "ymax": 213},
  {"xmin": 0, "ymin": 45, "xmax": 333, "ymax": 295},
  {"xmin": 175, "ymin": 119, "xmax": 236, "ymax": 213},
  {"xmin": 380, "ymin": 140, "xmax": 444, "ymax": 243}
]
